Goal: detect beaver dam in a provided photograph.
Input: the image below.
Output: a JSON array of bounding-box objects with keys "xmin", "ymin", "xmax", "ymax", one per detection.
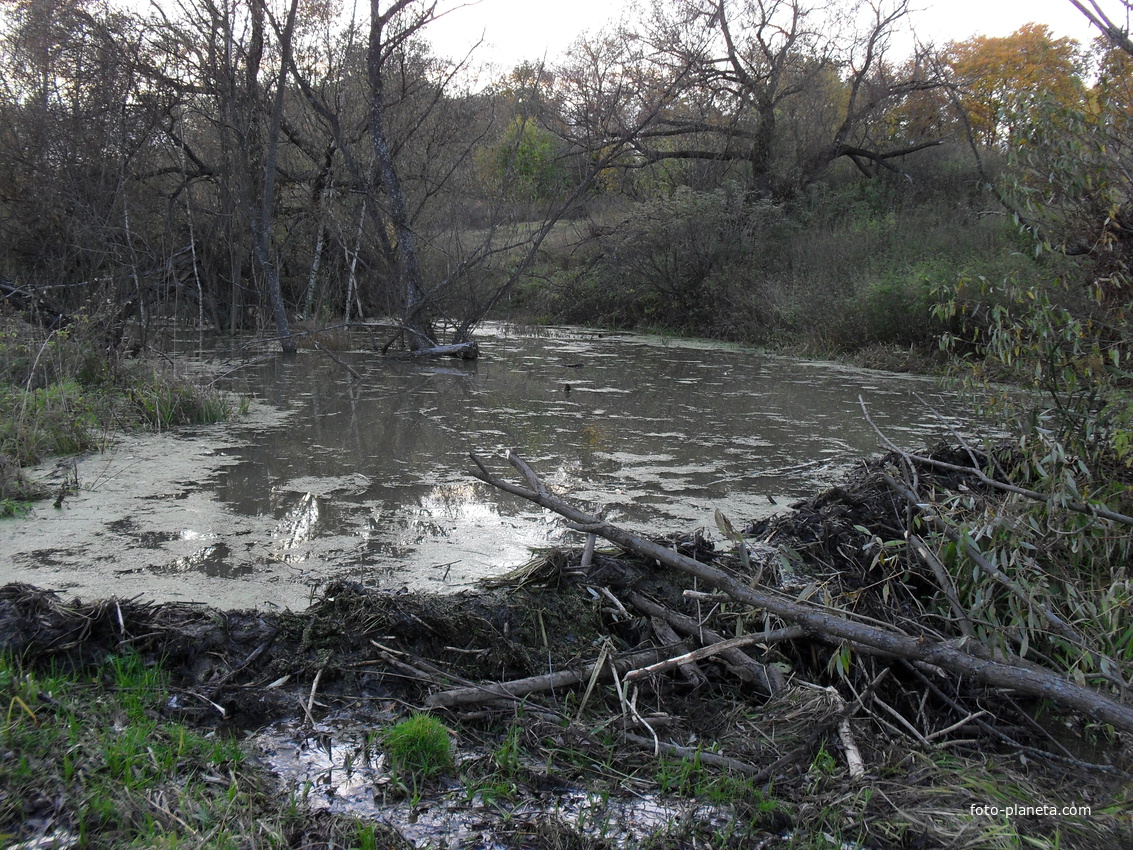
[{"xmin": 2, "ymin": 446, "xmax": 1131, "ymax": 849}]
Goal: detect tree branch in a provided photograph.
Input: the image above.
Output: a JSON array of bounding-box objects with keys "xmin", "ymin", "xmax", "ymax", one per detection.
[{"xmin": 470, "ymin": 451, "xmax": 1133, "ymax": 732}]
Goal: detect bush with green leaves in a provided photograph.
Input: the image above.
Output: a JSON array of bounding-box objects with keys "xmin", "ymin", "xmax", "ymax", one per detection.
[{"xmin": 921, "ymin": 78, "xmax": 1133, "ymax": 694}]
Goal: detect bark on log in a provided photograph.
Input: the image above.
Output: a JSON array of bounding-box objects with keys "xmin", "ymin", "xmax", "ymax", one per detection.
[
  {"xmin": 470, "ymin": 451, "xmax": 1133, "ymax": 733},
  {"xmin": 403, "ymin": 341, "xmax": 480, "ymax": 360},
  {"xmin": 426, "ymin": 642, "xmax": 690, "ymax": 709}
]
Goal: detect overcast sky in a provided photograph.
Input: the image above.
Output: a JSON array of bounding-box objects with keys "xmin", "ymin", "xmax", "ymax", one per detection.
[{"xmin": 421, "ymin": 0, "xmax": 1108, "ymax": 72}]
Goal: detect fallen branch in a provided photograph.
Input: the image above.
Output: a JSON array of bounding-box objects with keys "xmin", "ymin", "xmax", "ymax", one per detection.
[
  {"xmin": 625, "ymin": 590, "xmax": 785, "ymax": 694},
  {"xmin": 858, "ymin": 396, "xmax": 1133, "ymax": 527},
  {"xmin": 647, "ymin": 617, "xmax": 708, "ymax": 688},
  {"xmin": 470, "ymin": 451, "xmax": 1133, "ymax": 733},
  {"xmin": 426, "ymin": 642, "xmax": 689, "ymax": 709},
  {"xmin": 626, "ymin": 626, "xmax": 803, "ymax": 684}
]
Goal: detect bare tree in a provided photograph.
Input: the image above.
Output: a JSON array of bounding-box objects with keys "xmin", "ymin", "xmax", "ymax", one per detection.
[
  {"xmin": 250, "ymin": 0, "xmax": 300, "ymax": 353},
  {"xmin": 632, "ymin": 0, "xmax": 944, "ymax": 197},
  {"xmin": 367, "ymin": 1, "xmax": 444, "ymax": 350}
]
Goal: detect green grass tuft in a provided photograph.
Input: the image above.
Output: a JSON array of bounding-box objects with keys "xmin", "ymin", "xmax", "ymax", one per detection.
[{"xmin": 383, "ymin": 713, "xmax": 454, "ymax": 784}]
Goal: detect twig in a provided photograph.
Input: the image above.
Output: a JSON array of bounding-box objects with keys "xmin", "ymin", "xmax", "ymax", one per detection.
[
  {"xmin": 597, "ymin": 586, "xmax": 630, "ymax": 619},
  {"xmin": 628, "ymin": 590, "xmax": 784, "ymax": 693},
  {"xmin": 426, "ymin": 643, "xmax": 685, "ymax": 709},
  {"xmin": 905, "ymin": 661, "xmax": 1131, "ymax": 776},
  {"xmin": 576, "ymin": 640, "xmax": 612, "ymax": 720},
  {"xmin": 859, "ymin": 396, "xmax": 1133, "ymax": 526},
  {"xmin": 173, "ymin": 689, "xmax": 227, "ymax": 718},
  {"xmin": 650, "ymin": 618, "xmax": 708, "ymax": 688},
  {"xmin": 297, "ymin": 694, "xmax": 317, "ymax": 727},
  {"xmin": 924, "ymin": 710, "xmax": 991, "ymax": 742},
  {"xmin": 907, "ymin": 532, "xmax": 975, "ymax": 638},
  {"xmin": 870, "ymin": 691, "xmax": 932, "ymax": 746},
  {"xmin": 369, "ymin": 640, "xmax": 475, "ymax": 687},
  {"xmin": 304, "ymin": 667, "xmax": 324, "ymax": 726},
  {"xmin": 627, "ymin": 684, "xmax": 660, "ymax": 755}
]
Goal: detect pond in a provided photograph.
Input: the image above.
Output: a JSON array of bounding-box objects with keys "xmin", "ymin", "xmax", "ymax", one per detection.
[{"xmin": 0, "ymin": 325, "xmax": 978, "ymax": 610}]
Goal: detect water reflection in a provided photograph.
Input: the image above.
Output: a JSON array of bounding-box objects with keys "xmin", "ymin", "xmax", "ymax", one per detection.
[
  {"xmin": 256, "ymin": 713, "xmax": 734, "ymax": 848},
  {"xmin": 0, "ymin": 326, "xmax": 982, "ymax": 606},
  {"xmin": 275, "ymin": 492, "xmax": 320, "ymax": 554},
  {"xmin": 205, "ymin": 326, "xmax": 974, "ymax": 590}
]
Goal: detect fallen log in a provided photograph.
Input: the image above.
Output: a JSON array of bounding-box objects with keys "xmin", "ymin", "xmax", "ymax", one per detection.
[
  {"xmin": 402, "ymin": 341, "xmax": 480, "ymax": 360},
  {"xmin": 426, "ymin": 641, "xmax": 691, "ymax": 709},
  {"xmin": 469, "ymin": 450, "xmax": 1133, "ymax": 734}
]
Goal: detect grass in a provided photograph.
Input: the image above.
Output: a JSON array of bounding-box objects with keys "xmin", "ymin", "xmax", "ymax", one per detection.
[
  {"xmin": 0, "ymin": 651, "xmax": 411, "ymax": 849},
  {"xmin": 0, "ymin": 311, "xmax": 244, "ymax": 509},
  {"xmin": 383, "ymin": 713, "xmax": 454, "ymax": 788},
  {"xmin": 1, "ymin": 651, "xmax": 245, "ymax": 847}
]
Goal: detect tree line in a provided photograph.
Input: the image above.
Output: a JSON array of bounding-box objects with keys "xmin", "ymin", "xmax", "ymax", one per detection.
[{"xmin": 0, "ymin": 0, "xmax": 1125, "ymax": 354}]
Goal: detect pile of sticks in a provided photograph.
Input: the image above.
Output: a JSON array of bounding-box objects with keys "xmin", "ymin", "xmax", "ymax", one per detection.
[{"xmin": 442, "ymin": 450, "xmax": 1133, "ymax": 772}]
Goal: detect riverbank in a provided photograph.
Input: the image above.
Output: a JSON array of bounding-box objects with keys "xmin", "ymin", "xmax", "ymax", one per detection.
[
  {"xmin": 0, "ymin": 310, "xmax": 245, "ymax": 517},
  {"xmin": 3, "ymin": 453, "xmax": 1129, "ymax": 850}
]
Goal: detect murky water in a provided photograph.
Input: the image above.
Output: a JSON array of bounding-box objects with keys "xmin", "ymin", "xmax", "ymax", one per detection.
[{"xmin": 0, "ymin": 326, "xmax": 976, "ymax": 609}]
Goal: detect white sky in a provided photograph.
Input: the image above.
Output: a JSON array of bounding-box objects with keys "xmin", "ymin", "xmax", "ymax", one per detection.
[{"xmin": 424, "ymin": 0, "xmax": 1109, "ymax": 71}]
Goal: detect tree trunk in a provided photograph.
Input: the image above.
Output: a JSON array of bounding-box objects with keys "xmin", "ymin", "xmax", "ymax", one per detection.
[
  {"xmin": 250, "ymin": 0, "xmax": 298, "ymax": 354},
  {"xmin": 369, "ymin": 1, "xmax": 435, "ymax": 351}
]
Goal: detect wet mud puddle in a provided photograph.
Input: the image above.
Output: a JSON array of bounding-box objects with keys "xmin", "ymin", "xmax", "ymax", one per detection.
[
  {"xmin": 256, "ymin": 712, "xmax": 734, "ymax": 848},
  {"xmin": 0, "ymin": 326, "xmax": 976, "ymax": 609}
]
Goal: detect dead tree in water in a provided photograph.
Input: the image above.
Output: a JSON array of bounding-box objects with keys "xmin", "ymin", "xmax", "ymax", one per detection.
[{"xmin": 251, "ymin": 0, "xmax": 300, "ymax": 354}]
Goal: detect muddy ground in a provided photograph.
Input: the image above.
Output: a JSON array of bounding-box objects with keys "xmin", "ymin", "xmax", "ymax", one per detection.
[{"xmin": 2, "ymin": 453, "xmax": 1131, "ymax": 848}]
